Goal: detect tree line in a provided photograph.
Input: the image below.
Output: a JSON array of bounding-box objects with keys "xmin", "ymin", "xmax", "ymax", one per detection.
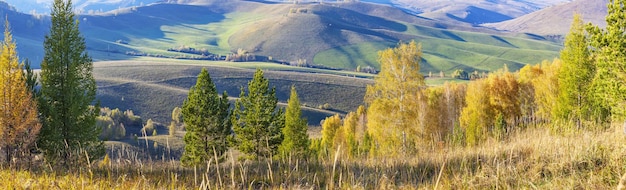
[
  {"xmin": 311, "ymin": 1, "xmax": 626, "ymax": 158},
  {"xmin": 173, "ymin": 1, "xmax": 626, "ymax": 163},
  {"xmin": 180, "ymin": 67, "xmax": 311, "ymax": 166}
]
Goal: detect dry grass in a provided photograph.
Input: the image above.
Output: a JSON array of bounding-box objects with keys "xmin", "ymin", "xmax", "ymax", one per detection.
[{"xmin": 2, "ymin": 124, "xmax": 624, "ymax": 189}]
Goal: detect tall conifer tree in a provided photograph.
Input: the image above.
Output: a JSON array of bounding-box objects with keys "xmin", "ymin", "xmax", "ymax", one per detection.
[
  {"xmin": 37, "ymin": 0, "xmax": 103, "ymax": 167},
  {"xmin": 555, "ymin": 14, "xmax": 597, "ymax": 127},
  {"xmin": 278, "ymin": 85, "xmax": 309, "ymax": 158},
  {"xmin": 232, "ymin": 69, "xmax": 284, "ymax": 160},
  {"xmin": 0, "ymin": 20, "xmax": 41, "ymax": 166},
  {"xmin": 181, "ymin": 68, "xmax": 231, "ymax": 166},
  {"xmin": 587, "ymin": 0, "xmax": 626, "ymax": 121}
]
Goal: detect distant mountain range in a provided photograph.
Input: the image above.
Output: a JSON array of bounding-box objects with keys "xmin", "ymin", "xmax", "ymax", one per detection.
[
  {"xmin": 1, "ymin": 0, "xmax": 162, "ymax": 14},
  {"xmin": 0, "ymin": 0, "xmax": 612, "ymax": 72},
  {"xmin": 484, "ymin": 0, "xmax": 607, "ymax": 35}
]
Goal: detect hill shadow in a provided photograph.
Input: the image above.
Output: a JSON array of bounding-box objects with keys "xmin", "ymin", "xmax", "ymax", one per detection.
[
  {"xmin": 491, "ymin": 35, "xmax": 517, "ymax": 48},
  {"xmin": 80, "ymin": 4, "xmax": 226, "ymax": 41},
  {"xmin": 446, "ymin": 6, "xmax": 512, "ymax": 25}
]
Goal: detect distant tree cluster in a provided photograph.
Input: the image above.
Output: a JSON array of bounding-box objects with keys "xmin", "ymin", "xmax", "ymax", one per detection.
[
  {"xmin": 97, "ymin": 107, "xmax": 142, "ymax": 140},
  {"xmin": 452, "ymin": 69, "xmax": 486, "ymax": 80},
  {"xmin": 355, "ymin": 65, "xmax": 377, "ymax": 74},
  {"xmin": 167, "ymin": 45, "xmax": 215, "ymax": 57},
  {"xmin": 225, "ymin": 48, "xmax": 257, "ymax": 62}
]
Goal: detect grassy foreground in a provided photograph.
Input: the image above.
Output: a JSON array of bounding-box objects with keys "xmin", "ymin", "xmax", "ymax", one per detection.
[{"xmin": 3, "ymin": 125, "xmax": 626, "ymax": 189}]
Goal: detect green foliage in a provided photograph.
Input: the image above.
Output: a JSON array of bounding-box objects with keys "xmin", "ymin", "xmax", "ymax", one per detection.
[
  {"xmin": 587, "ymin": 0, "xmax": 626, "ymax": 121},
  {"xmin": 37, "ymin": 0, "xmax": 103, "ymax": 168},
  {"xmin": 452, "ymin": 69, "xmax": 469, "ymax": 80},
  {"xmin": 232, "ymin": 68, "xmax": 285, "ymax": 160},
  {"xmin": 494, "ymin": 113, "xmax": 506, "ymax": 140},
  {"xmin": 308, "ymin": 138, "xmax": 322, "ymax": 159},
  {"xmin": 279, "ymin": 86, "xmax": 310, "ymax": 158},
  {"xmin": 555, "ymin": 14, "xmax": 603, "ymax": 127},
  {"xmin": 24, "ymin": 58, "xmax": 37, "ymax": 93},
  {"xmin": 181, "ymin": 68, "xmax": 231, "ymax": 166}
]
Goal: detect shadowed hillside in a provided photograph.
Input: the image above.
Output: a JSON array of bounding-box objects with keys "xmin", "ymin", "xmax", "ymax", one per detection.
[
  {"xmin": 0, "ymin": 1, "xmax": 48, "ymax": 64},
  {"xmin": 94, "ymin": 60, "xmax": 371, "ymax": 125}
]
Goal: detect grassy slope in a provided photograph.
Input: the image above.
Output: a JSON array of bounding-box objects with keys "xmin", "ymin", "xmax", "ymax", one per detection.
[
  {"xmin": 314, "ymin": 22, "xmax": 561, "ymax": 73},
  {"xmin": 94, "ymin": 59, "xmax": 372, "ymax": 125},
  {"xmin": 76, "ymin": 1, "xmax": 561, "ymax": 75},
  {"xmin": 3, "ymin": 1, "xmax": 562, "ymax": 73},
  {"xmin": 4, "ymin": 125, "xmax": 625, "ymax": 189}
]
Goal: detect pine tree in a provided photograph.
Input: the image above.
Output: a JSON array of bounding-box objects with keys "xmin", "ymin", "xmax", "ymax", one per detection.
[
  {"xmin": 365, "ymin": 40, "xmax": 425, "ymax": 156},
  {"xmin": 278, "ymin": 85, "xmax": 309, "ymax": 158},
  {"xmin": 24, "ymin": 58, "xmax": 37, "ymax": 93},
  {"xmin": 37, "ymin": 0, "xmax": 103, "ymax": 168},
  {"xmin": 587, "ymin": 0, "xmax": 626, "ymax": 121},
  {"xmin": 181, "ymin": 68, "xmax": 231, "ymax": 167},
  {"xmin": 555, "ymin": 14, "xmax": 597, "ymax": 127},
  {"xmin": 232, "ymin": 68, "xmax": 284, "ymax": 160},
  {"xmin": 0, "ymin": 20, "xmax": 41, "ymax": 167}
]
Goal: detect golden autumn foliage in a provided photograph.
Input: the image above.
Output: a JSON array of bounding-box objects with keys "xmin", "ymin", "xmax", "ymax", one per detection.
[
  {"xmin": 419, "ymin": 82, "xmax": 467, "ymax": 142},
  {"xmin": 519, "ymin": 59, "xmax": 561, "ymax": 121},
  {"xmin": 320, "ymin": 114, "xmax": 341, "ymax": 157},
  {"xmin": 365, "ymin": 40, "xmax": 425, "ymax": 156},
  {"xmin": 487, "ymin": 68, "xmax": 521, "ymax": 128},
  {"xmin": 318, "ymin": 106, "xmax": 370, "ymax": 159},
  {"xmin": 0, "ymin": 20, "xmax": 41, "ymax": 166},
  {"xmin": 460, "ymin": 78, "xmax": 492, "ymax": 145}
]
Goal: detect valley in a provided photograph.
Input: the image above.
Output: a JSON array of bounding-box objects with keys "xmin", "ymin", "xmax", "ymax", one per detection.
[{"xmin": 2, "ymin": 0, "xmax": 624, "ymax": 189}]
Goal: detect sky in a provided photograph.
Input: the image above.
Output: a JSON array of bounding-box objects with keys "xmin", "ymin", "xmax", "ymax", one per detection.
[{"xmin": 2, "ymin": 0, "xmax": 160, "ymax": 14}]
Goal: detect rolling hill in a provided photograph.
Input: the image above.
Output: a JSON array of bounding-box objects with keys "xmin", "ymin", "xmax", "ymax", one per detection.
[
  {"xmin": 2, "ymin": 0, "xmax": 563, "ymax": 74},
  {"xmin": 391, "ymin": 0, "xmax": 572, "ymax": 25},
  {"xmin": 94, "ymin": 59, "xmax": 372, "ymax": 125},
  {"xmin": 0, "ymin": 1, "xmax": 48, "ymax": 64},
  {"xmin": 483, "ymin": 0, "xmax": 607, "ymax": 35}
]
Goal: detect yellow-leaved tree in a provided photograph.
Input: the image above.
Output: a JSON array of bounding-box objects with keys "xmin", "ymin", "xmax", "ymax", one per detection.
[
  {"xmin": 365, "ymin": 40, "xmax": 425, "ymax": 156},
  {"xmin": 0, "ymin": 20, "xmax": 41, "ymax": 167},
  {"xmin": 459, "ymin": 78, "xmax": 492, "ymax": 146}
]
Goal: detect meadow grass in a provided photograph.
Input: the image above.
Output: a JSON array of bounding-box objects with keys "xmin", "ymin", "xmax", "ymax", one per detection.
[
  {"xmin": 313, "ymin": 21, "xmax": 560, "ymax": 73},
  {"xmin": 3, "ymin": 124, "xmax": 624, "ymax": 189}
]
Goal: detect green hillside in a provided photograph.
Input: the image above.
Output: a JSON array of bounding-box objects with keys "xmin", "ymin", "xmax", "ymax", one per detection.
[
  {"xmin": 2, "ymin": 1, "xmax": 562, "ymax": 73},
  {"xmin": 76, "ymin": 1, "xmax": 560, "ymax": 74}
]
